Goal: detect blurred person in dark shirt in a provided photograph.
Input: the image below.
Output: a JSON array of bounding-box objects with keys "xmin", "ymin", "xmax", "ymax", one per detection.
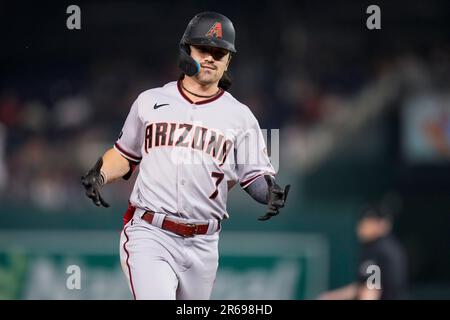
[{"xmin": 319, "ymin": 204, "xmax": 408, "ymax": 300}]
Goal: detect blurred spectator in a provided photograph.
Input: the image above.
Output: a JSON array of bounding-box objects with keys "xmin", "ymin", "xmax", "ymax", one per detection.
[
  {"xmin": 53, "ymin": 95, "xmax": 92, "ymax": 130},
  {"xmin": 0, "ymin": 90, "xmax": 23, "ymax": 128}
]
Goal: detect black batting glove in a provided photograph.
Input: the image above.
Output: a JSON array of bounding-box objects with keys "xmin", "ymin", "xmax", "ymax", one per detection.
[
  {"xmin": 81, "ymin": 157, "xmax": 110, "ymax": 208},
  {"xmin": 258, "ymin": 175, "xmax": 290, "ymax": 221}
]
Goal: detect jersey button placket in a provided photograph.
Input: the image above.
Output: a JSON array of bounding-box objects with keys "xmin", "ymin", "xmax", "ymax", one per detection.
[{"xmin": 177, "ymin": 104, "xmax": 193, "ymax": 213}]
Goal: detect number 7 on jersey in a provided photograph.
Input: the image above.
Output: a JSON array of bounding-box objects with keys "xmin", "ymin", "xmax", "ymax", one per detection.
[{"xmin": 209, "ymin": 172, "xmax": 224, "ymax": 199}]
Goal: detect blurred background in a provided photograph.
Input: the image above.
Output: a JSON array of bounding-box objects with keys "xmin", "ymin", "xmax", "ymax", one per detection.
[{"xmin": 1, "ymin": 0, "xmax": 449, "ymax": 299}]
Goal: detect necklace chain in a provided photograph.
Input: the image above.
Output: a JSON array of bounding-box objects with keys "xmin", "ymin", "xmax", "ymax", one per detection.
[{"xmin": 181, "ymin": 82, "xmax": 221, "ymax": 98}]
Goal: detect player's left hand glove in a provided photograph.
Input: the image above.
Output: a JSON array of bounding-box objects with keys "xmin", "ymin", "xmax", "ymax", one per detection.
[
  {"xmin": 258, "ymin": 175, "xmax": 290, "ymax": 221},
  {"xmin": 81, "ymin": 157, "xmax": 110, "ymax": 208}
]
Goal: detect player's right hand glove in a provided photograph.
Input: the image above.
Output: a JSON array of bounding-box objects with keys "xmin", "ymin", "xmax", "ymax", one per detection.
[
  {"xmin": 258, "ymin": 175, "xmax": 290, "ymax": 221},
  {"xmin": 81, "ymin": 157, "xmax": 110, "ymax": 208}
]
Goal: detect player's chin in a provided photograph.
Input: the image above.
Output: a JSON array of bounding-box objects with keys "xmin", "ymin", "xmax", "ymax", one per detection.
[
  {"xmin": 197, "ymin": 73, "xmax": 218, "ymax": 84},
  {"xmin": 199, "ymin": 69, "xmax": 215, "ymax": 78}
]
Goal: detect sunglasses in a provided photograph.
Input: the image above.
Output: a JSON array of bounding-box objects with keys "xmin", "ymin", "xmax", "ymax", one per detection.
[{"xmin": 193, "ymin": 45, "xmax": 229, "ymax": 60}]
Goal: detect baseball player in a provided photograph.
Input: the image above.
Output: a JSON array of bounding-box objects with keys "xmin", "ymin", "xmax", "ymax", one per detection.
[{"xmin": 81, "ymin": 11, "xmax": 290, "ymax": 300}]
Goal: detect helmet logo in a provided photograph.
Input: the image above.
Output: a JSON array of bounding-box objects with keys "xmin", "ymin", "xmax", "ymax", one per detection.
[{"xmin": 205, "ymin": 22, "xmax": 223, "ymax": 38}]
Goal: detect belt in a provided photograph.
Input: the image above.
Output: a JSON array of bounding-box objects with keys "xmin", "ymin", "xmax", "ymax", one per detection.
[{"xmin": 141, "ymin": 211, "xmax": 218, "ymax": 238}]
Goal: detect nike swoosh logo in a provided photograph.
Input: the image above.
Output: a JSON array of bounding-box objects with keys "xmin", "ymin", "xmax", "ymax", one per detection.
[{"xmin": 154, "ymin": 103, "xmax": 169, "ymax": 109}]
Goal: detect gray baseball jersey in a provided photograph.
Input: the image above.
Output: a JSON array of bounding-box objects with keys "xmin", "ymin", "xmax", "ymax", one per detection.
[{"xmin": 114, "ymin": 80, "xmax": 275, "ymax": 221}]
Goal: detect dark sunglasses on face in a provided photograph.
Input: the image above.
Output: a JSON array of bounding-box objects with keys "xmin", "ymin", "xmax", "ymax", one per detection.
[{"xmin": 194, "ymin": 45, "xmax": 229, "ymax": 60}]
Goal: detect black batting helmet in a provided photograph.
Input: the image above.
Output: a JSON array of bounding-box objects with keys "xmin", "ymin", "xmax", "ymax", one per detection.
[{"xmin": 178, "ymin": 12, "xmax": 236, "ymax": 77}]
